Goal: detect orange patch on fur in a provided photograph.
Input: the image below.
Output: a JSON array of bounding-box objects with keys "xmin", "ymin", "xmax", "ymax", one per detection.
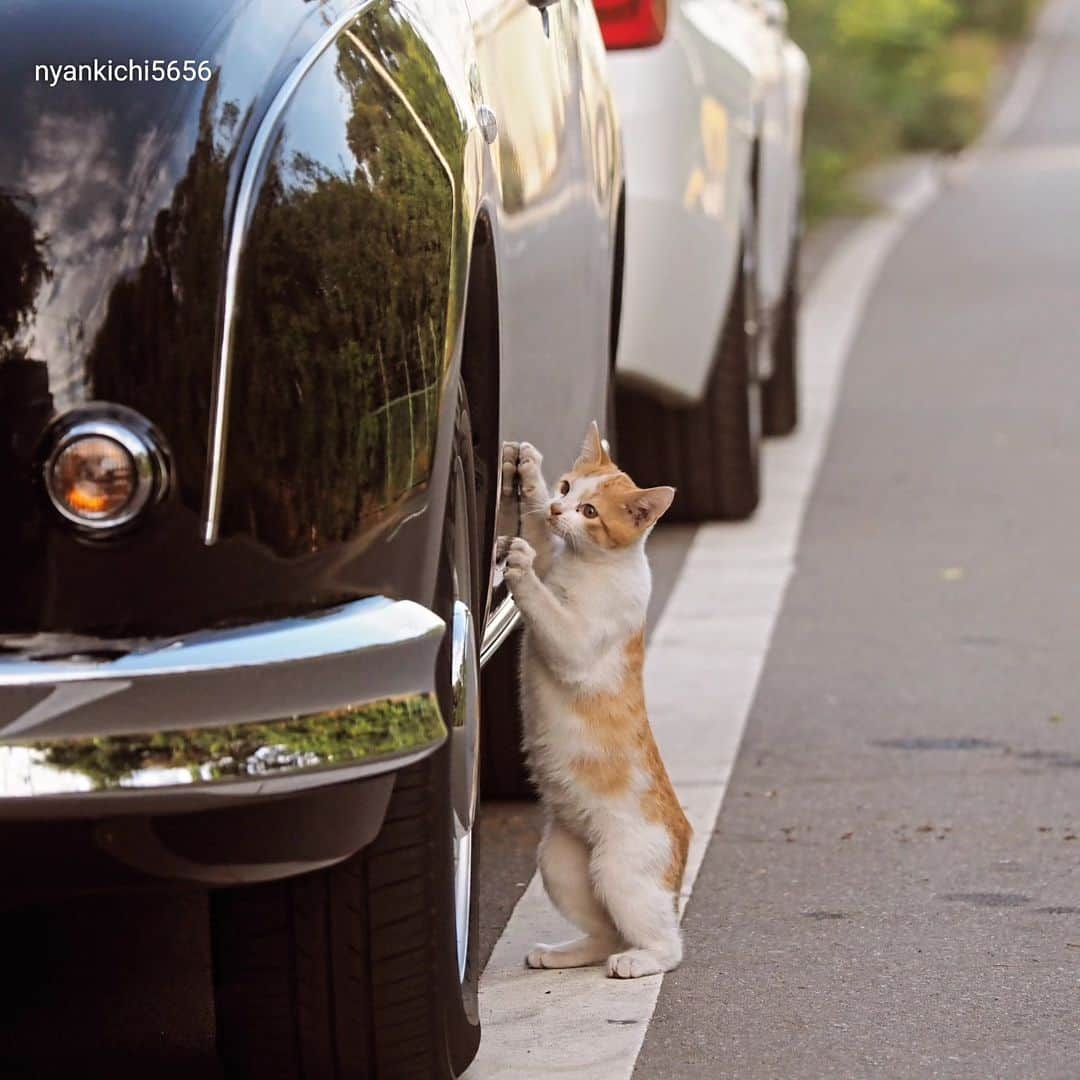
[
  {"xmin": 570, "ymin": 753, "xmax": 631, "ymax": 796},
  {"xmin": 573, "ymin": 630, "xmax": 646, "ymax": 742},
  {"xmin": 641, "ymin": 740, "xmax": 692, "ymax": 895},
  {"xmin": 572, "ymin": 460, "xmax": 620, "ymax": 479},
  {"xmin": 573, "ymin": 632, "xmax": 692, "ymax": 894},
  {"xmin": 566, "ymin": 471, "xmax": 647, "ymax": 550}
]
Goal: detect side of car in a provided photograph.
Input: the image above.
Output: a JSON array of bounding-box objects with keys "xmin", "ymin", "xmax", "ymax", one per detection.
[
  {"xmin": 599, "ymin": 0, "xmax": 808, "ymax": 520},
  {"xmin": 0, "ymin": 1, "xmax": 621, "ymax": 1076}
]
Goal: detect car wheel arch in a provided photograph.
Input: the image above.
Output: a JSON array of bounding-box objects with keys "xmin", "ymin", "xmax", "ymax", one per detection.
[{"xmin": 458, "ymin": 209, "xmax": 502, "ymax": 624}]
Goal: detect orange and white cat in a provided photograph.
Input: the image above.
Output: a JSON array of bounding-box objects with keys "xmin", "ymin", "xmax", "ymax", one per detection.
[{"xmin": 499, "ymin": 423, "xmax": 691, "ymax": 979}]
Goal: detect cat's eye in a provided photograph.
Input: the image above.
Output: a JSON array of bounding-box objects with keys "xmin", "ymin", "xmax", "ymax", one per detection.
[
  {"xmin": 581, "ymin": 503, "xmax": 598, "ymax": 519},
  {"xmin": 559, "ymin": 480, "xmax": 570, "ymax": 495}
]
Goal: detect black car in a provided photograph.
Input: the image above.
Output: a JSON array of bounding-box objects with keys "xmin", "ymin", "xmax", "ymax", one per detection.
[{"xmin": 0, "ymin": 0, "xmax": 623, "ymax": 1075}]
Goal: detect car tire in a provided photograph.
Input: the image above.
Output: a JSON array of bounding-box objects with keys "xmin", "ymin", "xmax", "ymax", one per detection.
[
  {"xmin": 763, "ymin": 232, "xmax": 800, "ymax": 437},
  {"xmin": 211, "ymin": 389, "xmax": 483, "ymax": 1080},
  {"xmin": 615, "ymin": 247, "xmax": 762, "ymax": 522},
  {"xmin": 479, "ymin": 624, "xmax": 534, "ymax": 800}
]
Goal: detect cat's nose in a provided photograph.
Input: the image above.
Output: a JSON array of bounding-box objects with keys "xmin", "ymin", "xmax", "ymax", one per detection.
[{"xmin": 549, "ymin": 502, "xmax": 562, "ymax": 517}]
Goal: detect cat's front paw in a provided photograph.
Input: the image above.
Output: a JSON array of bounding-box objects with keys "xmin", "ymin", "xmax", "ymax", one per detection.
[
  {"xmin": 503, "ymin": 537, "xmax": 536, "ymax": 586},
  {"xmin": 501, "ymin": 442, "xmax": 520, "ymax": 497},
  {"xmin": 517, "ymin": 442, "xmax": 545, "ymax": 499}
]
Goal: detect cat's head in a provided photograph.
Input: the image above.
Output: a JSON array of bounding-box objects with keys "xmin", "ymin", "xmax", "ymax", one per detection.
[{"xmin": 547, "ymin": 421, "xmax": 675, "ymax": 552}]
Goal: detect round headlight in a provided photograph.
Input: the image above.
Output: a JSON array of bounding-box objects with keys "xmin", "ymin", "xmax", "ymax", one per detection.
[
  {"xmin": 43, "ymin": 411, "xmax": 168, "ymax": 532},
  {"xmin": 50, "ymin": 436, "xmax": 138, "ymax": 520}
]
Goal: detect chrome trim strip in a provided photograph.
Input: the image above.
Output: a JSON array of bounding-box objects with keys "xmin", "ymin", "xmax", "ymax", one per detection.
[
  {"xmin": 0, "ymin": 743, "xmax": 443, "ymax": 821},
  {"xmin": 480, "ymin": 596, "xmax": 520, "ymax": 667},
  {"xmin": 0, "ymin": 596, "xmax": 448, "ymax": 804},
  {"xmin": 202, "ymin": 1, "xmax": 377, "ymax": 544},
  {"xmin": 0, "ymin": 597, "xmax": 440, "ymax": 693},
  {"xmin": 0, "ymin": 698, "xmax": 445, "ymax": 803}
]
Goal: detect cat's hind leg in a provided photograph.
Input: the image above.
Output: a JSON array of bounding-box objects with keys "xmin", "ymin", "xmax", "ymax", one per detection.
[
  {"xmin": 526, "ymin": 821, "xmax": 621, "ymax": 970},
  {"xmin": 592, "ymin": 837, "xmax": 684, "ymax": 979}
]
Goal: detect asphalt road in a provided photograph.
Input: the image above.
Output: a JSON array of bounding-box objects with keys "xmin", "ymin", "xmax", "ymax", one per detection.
[
  {"xmin": 632, "ymin": 4, "xmax": 1080, "ymax": 1076},
  {"xmin": 473, "ymin": 3, "xmax": 1080, "ymax": 1078}
]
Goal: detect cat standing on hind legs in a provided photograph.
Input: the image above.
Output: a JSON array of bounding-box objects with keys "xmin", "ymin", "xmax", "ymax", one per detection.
[{"xmin": 499, "ymin": 422, "xmax": 692, "ymax": 979}]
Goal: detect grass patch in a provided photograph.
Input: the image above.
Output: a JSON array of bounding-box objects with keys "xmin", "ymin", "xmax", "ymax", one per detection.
[{"xmin": 793, "ymin": 0, "xmax": 1041, "ymax": 221}]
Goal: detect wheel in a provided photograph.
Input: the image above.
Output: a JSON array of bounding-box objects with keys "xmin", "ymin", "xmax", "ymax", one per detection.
[
  {"xmin": 211, "ymin": 389, "xmax": 483, "ymax": 1079},
  {"xmin": 763, "ymin": 229, "xmax": 800, "ymax": 437},
  {"xmin": 614, "ymin": 243, "xmax": 762, "ymax": 522},
  {"xmin": 479, "ymin": 623, "xmax": 534, "ymax": 800}
]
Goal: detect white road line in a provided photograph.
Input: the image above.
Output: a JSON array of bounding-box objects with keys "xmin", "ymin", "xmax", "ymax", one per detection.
[
  {"xmin": 464, "ymin": 164, "xmax": 942, "ymax": 1080},
  {"xmin": 981, "ymin": 0, "xmax": 1073, "ymax": 148}
]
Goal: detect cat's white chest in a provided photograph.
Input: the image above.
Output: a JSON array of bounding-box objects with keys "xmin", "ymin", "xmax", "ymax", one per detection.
[
  {"xmin": 519, "ymin": 659, "xmax": 620, "ymax": 825},
  {"xmin": 517, "ymin": 550, "xmax": 650, "ymax": 826}
]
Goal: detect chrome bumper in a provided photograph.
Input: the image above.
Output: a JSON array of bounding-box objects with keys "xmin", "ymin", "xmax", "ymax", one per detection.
[{"xmin": 0, "ymin": 597, "xmax": 446, "ymax": 816}]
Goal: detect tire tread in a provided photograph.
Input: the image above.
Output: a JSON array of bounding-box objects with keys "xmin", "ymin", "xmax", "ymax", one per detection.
[
  {"xmin": 763, "ymin": 237, "xmax": 800, "ymax": 438},
  {"xmin": 615, "ymin": 270, "xmax": 761, "ymax": 522}
]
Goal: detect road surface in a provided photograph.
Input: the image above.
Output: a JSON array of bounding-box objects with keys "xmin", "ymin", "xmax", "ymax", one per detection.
[{"xmin": 474, "ymin": 1, "xmax": 1080, "ymax": 1076}]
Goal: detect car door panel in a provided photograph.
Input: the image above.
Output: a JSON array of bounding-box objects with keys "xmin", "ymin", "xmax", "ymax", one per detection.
[{"xmin": 470, "ymin": 0, "xmax": 613, "ymax": 473}]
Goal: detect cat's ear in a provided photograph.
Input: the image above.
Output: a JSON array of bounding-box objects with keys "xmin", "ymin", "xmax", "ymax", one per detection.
[
  {"xmin": 574, "ymin": 420, "xmax": 613, "ymax": 470},
  {"xmin": 626, "ymin": 486, "xmax": 676, "ymax": 529}
]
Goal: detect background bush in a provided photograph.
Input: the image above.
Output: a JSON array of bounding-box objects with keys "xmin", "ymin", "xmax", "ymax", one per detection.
[{"xmin": 791, "ymin": 0, "xmax": 1041, "ymax": 219}]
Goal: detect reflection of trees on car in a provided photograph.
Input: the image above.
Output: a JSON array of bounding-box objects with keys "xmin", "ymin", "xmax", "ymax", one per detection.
[
  {"xmin": 35, "ymin": 695, "xmax": 444, "ymax": 790},
  {"xmin": 0, "ymin": 194, "xmax": 54, "ymax": 629},
  {"xmin": 0, "ymin": 190, "xmax": 52, "ymax": 364},
  {"xmin": 76, "ymin": 6, "xmax": 470, "ymax": 558},
  {"xmin": 221, "ymin": 8, "xmax": 467, "ymax": 556}
]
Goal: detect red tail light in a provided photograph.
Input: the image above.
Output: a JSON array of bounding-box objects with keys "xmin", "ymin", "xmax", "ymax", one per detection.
[{"xmin": 594, "ymin": 0, "xmax": 668, "ymax": 50}]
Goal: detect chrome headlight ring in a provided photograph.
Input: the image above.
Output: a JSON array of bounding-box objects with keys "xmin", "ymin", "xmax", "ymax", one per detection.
[{"xmin": 41, "ymin": 405, "xmax": 171, "ymax": 535}]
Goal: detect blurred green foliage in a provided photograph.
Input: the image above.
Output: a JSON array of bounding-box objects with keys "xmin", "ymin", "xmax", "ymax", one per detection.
[
  {"xmin": 955, "ymin": 0, "xmax": 1042, "ymax": 35},
  {"xmin": 792, "ymin": 0, "xmax": 1040, "ymax": 219}
]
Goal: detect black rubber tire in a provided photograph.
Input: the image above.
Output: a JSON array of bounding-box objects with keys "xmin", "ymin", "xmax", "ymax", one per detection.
[
  {"xmin": 763, "ymin": 233, "xmax": 800, "ymax": 438},
  {"xmin": 479, "ymin": 624, "xmax": 534, "ymax": 800},
  {"xmin": 211, "ymin": 394, "xmax": 483, "ymax": 1080},
  {"xmin": 615, "ymin": 260, "xmax": 762, "ymax": 522}
]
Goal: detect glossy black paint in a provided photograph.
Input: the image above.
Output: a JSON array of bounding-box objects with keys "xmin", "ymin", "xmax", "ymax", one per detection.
[
  {"xmin": 0, "ymin": 0, "xmax": 466, "ymax": 638},
  {"xmin": 0, "ymin": 0, "xmax": 268, "ymax": 494},
  {"xmin": 0, "ymin": 773, "xmax": 394, "ymax": 896},
  {"xmin": 220, "ymin": 8, "xmax": 466, "ymax": 560}
]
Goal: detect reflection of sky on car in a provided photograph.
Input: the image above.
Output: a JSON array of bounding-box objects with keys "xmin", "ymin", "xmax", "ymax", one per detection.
[
  {"xmin": 270, "ymin": 43, "xmax": 359, "ymax": 190},
  {"xmin": 0, "ymin": 0, "xmax": 318, "ymax": 407},
  {"xmin": 278, "ymin": 24, "xmax": 458, "ymax": 199},
  {"xmin": 14, "ymin": 111, "xmax": 178, "ymax": 406}
]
